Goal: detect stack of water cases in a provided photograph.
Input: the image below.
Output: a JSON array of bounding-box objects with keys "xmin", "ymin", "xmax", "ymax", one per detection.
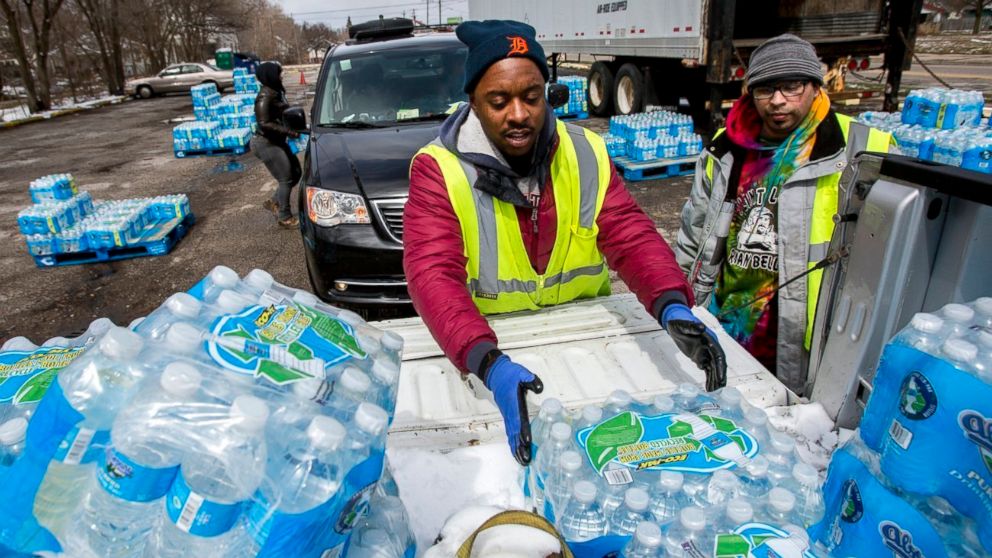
[
  {"xmin": 858, "ymin": 88, "xmax": 991, "ymax": 174},
  {"xmin": 810, "ymin": 299, "xmax": 992, "ymax": 558},
  {"xmin": 528, "ymin": 385, "xmax": 827, "ymax": 557},
  {"xmin": 174, "ymin": 82, "xmax": 254, "ymax": 156},
  {"xmin": 551, "ymin": 76, "xmax": 588, "ymax": 118},
  {"xmin": 234, "ymin": 68, "xmax": 261, "ymax": 95},
  {"xmin": 0, "ymin": 266, "xmax": 413, "ymax": 558},
  {"xmin": 601, "ymin": 111, "xmax": 704, "ymax": 162}
]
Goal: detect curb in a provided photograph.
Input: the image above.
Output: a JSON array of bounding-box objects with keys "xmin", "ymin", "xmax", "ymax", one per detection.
[{"xmin": 0, "ymin": 96, "xmax": 129, "ymax": 130}]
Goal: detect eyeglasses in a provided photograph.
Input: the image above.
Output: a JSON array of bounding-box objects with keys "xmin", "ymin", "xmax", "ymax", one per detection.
[{"xmin": 751, "ymin": 81, "xmax": 807, "ymax": 101}]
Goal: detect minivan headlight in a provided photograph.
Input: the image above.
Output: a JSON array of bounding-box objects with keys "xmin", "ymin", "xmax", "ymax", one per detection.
[{"xmin": 306, "ymin": 188, "xmax": 370, "ymax": 227}]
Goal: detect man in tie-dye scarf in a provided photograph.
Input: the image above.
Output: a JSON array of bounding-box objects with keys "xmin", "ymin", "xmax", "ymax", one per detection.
[{"xmin": 674, "ymin": 34, "xmax": 891, "ymax": 387}]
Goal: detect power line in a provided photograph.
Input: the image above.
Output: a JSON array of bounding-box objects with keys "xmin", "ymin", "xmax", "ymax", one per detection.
[{"xmin": 291, "ymin": 1, "xmax": 429, "ymax": 17}]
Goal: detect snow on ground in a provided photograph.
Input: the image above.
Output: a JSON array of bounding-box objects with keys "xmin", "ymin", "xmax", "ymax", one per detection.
[
  {"xmin": 766, "ymin": 402, "xmax": 842, "ymax": 471},
  {"xmin": 0, "ymin": 95, "xmax": 125, "ymax": 124}
]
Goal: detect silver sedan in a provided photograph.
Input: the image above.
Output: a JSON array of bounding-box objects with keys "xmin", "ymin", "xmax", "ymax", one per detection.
[{"xmin": 127, "ymin": 63, "xmax": 234, "ymax": 99}]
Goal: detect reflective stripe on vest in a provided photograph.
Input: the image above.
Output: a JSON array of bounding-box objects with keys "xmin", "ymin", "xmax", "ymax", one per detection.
[
  {"xmin": 415, "ymin": 120, "xmax": 612, "ymax": 315},
  {"xmin": 705, "ymin": 116, "xmax": 891, "ymax": 349}
]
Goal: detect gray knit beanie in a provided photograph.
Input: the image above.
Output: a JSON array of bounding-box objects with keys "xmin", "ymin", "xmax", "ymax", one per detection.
[{"xmin": 744, "ymin": 34, "xmax": 823, "ymax": 89}]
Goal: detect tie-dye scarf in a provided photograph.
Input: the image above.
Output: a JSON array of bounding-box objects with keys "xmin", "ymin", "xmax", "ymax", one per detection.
[{"xmin": 710, "ymin": 89, "xmax": 830, "ymax": 371}]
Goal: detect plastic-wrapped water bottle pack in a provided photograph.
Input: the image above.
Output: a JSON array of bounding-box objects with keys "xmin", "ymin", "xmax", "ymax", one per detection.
[
  {"xmin": 29, "ymin": 174, "xmax": 78, "ymax": 204},
  {"xmin": 902, "ymin": 88, "xmax": 985, "ymax": 130},
  {"xmin": 551, "ymin": 76, "xmax": 589, "ymax": 116},
  {"xmin": 175, "ymin": 87, "xmax": 258, "ymax": 154},
  {"xmin": 812, "ymin": 298, "xmax": 992, "ymax": 557},
  {"xmin": 527, "ymin": 385, "xmax": 827, "ymax": 557},
  {"xmin": 0, "ymin": 266, "xmax": 410, "ymax": 558},
  {"xmin": 601, "ymin": 111, "xmax": 702, "ymax": 162},
  {"xmin": 859, "ymin": 97, "xmax": 992, "ymax": 174},
  {"xmin": 234, "ymin": 70, "xmax": 261, "ymax": 95}
]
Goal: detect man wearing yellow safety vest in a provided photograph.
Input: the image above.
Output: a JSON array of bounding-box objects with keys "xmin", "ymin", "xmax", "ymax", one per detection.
[
  {"xmin": 674, "ymin": 34, "xmax": 892, "ymax": 393},
  {"xmin": 404, "ymin": 20, "xmax": 728, "ymax": 465}
]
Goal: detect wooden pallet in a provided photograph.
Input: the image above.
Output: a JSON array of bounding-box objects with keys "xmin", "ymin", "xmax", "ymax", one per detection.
[
  {"xmin": 612, "ymin": 154, "xmax": 697, "ymax": 182},
  {"xmin": 174, "ymin": 144, "xmax": 248, "ymax": 158},
  {"xmin": 558, "ymin": 111, "xmax": 589, "ymax": 121},
  {"xmin": 32, "ymin": 214, "xmax": 195, "ymax": 267}
]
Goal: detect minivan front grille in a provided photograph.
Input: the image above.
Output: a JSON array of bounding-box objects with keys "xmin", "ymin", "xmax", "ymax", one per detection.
[{"xmin": 371, "ymin": 198, "xmax": 406, "ymax": 244}]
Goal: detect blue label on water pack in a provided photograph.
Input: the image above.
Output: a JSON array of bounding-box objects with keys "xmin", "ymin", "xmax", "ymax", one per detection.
[
  {"xmin": 52, "ymin": 425, "xmax": 109, "ymax": 465},
  {"xmin": 810, "ymin": 447, "xmax": 949, "ymax": 558},
  {"xmin": 898, "ymin": 371, "xmax": 938, "ymax": 420},
  {"xmin": 206, "ymin": 303, "xmax": 366, "ymax": 385},
  {"xmin": 165, "ymin": 471, "xmax": 243, "ymax": 537},
  {"xmin": 97, "ymin": 447, "xmax": 178, "ymax": 503},
  {"xmin": 0, "ymin": 347, "xmax": 83, "ymax": 407},
  {"xmin": 575, "ymin": 411, "xmax": 758, "ymax": 476}
]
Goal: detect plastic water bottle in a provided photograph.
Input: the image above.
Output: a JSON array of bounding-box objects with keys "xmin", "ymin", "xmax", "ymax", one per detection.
[
  {"xmin": 720, "ymin": 498, "xmax": 754, "ymax": 532},
  {"xmin": 647, "ymin": 471, "xmax": 686, "ymax": 526},
  {"xmin": 558, "ymin": 480, "xmax": 607, "ymax": 542},
  {"xmin": 239, "ymin": 269, "xmax": 274, "ymax": 297},
  {"xmin": 694, "ymin": 469, "xmax": 741, "ymax": 522},
  {"xmin": 247, "ymin": 415, "xmax": 347, "ymax": 554},
  {"xmin": 369, "ymin": 360, "xmax": 400, "ymax": 410},
  {"xmin": 535, "ymin": 422, "xmax": 573, "ymax": 510},
  {"xmin": 331, "ymin": 367, "xmax": 373, "ymax": 417},
  {"xmin": 33, "ymin": 327, "xmax": 146, "ymax": 539},
  {"xmin": 716, "ymin": 386, "xmax": 745, "ymax": 422},
  {"xmin": 894, "ymin": 313, "xmax": 946, "ymax": 356},
  {"xmin": 346, "ymin": 528, "xmax": 397, "ymax": 558},
  {"xmin": 573, "ymin": 405, "xmax": 604, "ymax": 431},
  {"xmin": 673, "ymin": 383, "xmax": 703, "ymax": 412},
  {"xmin": 942, "ymin": 339, "xmax": 980, "ymax": 376},
  {"xmin": 662, "ymin": 506, "xmax": 708, "ymax": 557},
  {"xmin": 763, "ymin": 487, "xmax": 799, "ymax": 525},
  {"xmin": 652, "ymin": 394, "xmax": 675, "ymax": 414},
  {"xmin": 2, "ymin": 337, "xmax": 38, "ymax": 351},
  {"xmin": 545, "ymin": 450, "xmax": 585, "ymax": 515},
  {"xmin": 345, "ymin": 402, "xmax": 389, "ymax": 464},
  {"xmin": 765, "ymin": 430, "xmax": 798, "ymax": 484},
  {"xmin": 201, "ymin": 265, "xmax": 241, "ymax": 302},
  {"xmin": 531, "ymin": 398, "xmax": 566, "ymax": 449},
  {"xmin": 0, "ymin": 417, "xmax": 27, "ymax": 466},
  {"xmin": 361, "ymin": 494, "xmax": 416, "ymax": 556},
  {"xmin": 135, "ymin": 293, "xmax": 203, "ymax": 339},
  {"xmin": 738, "ymin": 455, "xmax": 773, "ymax": 500},
  {"xmin": 154, "ymin": 395, "xmax": 269, "ymax": 557},
  {"xmin": 379, "ymin": 330, "xmax": 404, "ymax": 368},
  {"xmin": 941, "ymin": 303, "xmax": 975, "ymax": 338},
  {"xmin": 743, "ymin": 406, "xmax": 771, "ymax": 449},
  {"xmin": 609, "ymin": 487, "xmax": 653, "ymax": 536},
  {"xmin": 779, "ymin": 462, "xmax": 824, "ymax": 527},
  {"xmin": 976, "ymin": 297, "xmax": 992, "ymax": 330},
  {"xmin": 915, "ymin": 495, "xmax": 984, "ymax": 558},
  {"xmin": 66, "ymin": 363, "xmax": 202, "ymax": 557},
  {"xmin": 621, "ymin": 521, "xmax": 663, "ymax": 558}
]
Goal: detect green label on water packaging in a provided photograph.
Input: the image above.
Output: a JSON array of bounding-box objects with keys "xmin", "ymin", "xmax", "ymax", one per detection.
[
  {"xmin": 0, "ymin": 347, "xmax": 84, "ymax": 406},
  {"xmin": 714, "ymin": 523, "xmax": 819, "ymax": 558},
  {"xmin": 207, "ymin": 303, "xmax": 366, "ymax": 385},
  {"xmin": 577, "ymin": 411, "xmax": 757, "ymax": 476}
]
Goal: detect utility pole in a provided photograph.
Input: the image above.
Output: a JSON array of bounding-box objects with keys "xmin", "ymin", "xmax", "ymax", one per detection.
[
  {"xmin": 438, "ymin": 0, "xmax": 441, "ymax": 24},
  {"xmin": 426, "ymin": 0, "xmax": 429, "ymax": 26}
]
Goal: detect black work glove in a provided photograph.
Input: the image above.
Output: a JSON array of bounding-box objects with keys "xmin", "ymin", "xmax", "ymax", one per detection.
[
  {"xmin": 661, "ymin": 303, "xmax": 728, "ymax": 392},
  {"xmin": 483, "ymin": 354, "xmax": 544, "ymax": 466}
]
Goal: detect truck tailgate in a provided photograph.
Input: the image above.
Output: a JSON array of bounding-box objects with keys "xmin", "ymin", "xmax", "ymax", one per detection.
[{"xmin": 376, "ymin": 294, "xmax": 789, "ymax": 451}]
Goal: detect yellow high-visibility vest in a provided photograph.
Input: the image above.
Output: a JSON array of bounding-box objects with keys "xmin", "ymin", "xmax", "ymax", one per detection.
[{"xmin": 414, "ymin": 120, "xmax": 612, "ymax": 314}]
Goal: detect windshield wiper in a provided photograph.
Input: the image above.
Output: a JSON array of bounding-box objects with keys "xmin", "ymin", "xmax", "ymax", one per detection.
[
  {"xmin": 397, "ymin": 113, "xmax": 449, "ymax": 123},
  {"xmin": 323, "ymin": 121, "xmax": 381, "ymax": 129}
]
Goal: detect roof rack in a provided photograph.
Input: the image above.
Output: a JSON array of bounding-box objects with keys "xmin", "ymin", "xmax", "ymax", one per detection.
[{"xmin": 348, "ymin": 17, "xmax": 415, "ymax": 43}]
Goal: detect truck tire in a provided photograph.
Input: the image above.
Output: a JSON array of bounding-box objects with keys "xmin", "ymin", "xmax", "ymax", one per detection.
[
  {"xmin": 614, "ymin": 63, "xmax": 644, "ymax": 115},
  {"xmin": 587, "ymin": 62, "xmax": 615, "ymax": 117}
]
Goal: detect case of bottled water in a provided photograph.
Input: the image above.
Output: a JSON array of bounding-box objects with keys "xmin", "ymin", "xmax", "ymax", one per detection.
[
  {"xmin": 602, "ymin": 110, "xmax": 702, "ymax": 164},
  {"xmin": 855, "ymin": 298, "xmax": 992, "ymax": 553},
  {"xmin": 0, "ymin": 266, "xmax": 408, "ymax": 557},
  {"xmin": 527, "ymin": 385, "xmax": 826, "ymax": 556},
  {"xmin": 860, "ymin": 107, "xmax": 992, "ymax": 174},
  {"xmin": 550, "ymin": 76, "xmax": 588, "ymax": 116},
  {"xmin": 234, "ymin": 68, "xmax": 261, "ymax": 95},
  {"xmin": 28, "ymin": 174, "xmax": 77, "ymax": 204}
]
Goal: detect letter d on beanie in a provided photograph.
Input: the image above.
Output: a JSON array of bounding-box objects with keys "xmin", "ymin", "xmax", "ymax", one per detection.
[
  {"xmin": 744, "ymin": 34, "xmax": 823, "ymax": 89},
  {"xmin": 456, "ymin": 20, "xmax": 550, "ymax": 94}
]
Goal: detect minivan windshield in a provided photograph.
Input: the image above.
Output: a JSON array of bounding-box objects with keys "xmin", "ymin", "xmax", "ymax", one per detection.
[{"xmin": 318, "ymin": 44, "xmax": 468, "ymax": 126}]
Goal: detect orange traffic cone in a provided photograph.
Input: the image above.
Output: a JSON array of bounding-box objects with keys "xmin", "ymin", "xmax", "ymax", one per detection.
[{"xmin": 299, "ymin": 70, "xmax": 306, "ymax": 86}]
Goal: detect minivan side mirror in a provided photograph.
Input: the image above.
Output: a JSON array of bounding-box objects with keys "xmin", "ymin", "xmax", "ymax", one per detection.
[
  {"xmin": 547, "ymin": 83, "xmax": 570, "ymax": 109},
  {"xmin": 283, "ymin": 107, "xmax": 308, "ymax": 132}
]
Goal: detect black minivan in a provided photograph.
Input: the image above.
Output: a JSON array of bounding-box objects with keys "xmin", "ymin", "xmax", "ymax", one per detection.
[{"xmin": 300, "ymin": 20, "xmax": 467, "ymax": 312}]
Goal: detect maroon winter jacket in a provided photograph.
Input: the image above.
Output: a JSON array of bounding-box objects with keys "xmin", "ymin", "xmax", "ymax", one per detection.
[{"xmin": 403, "ymin": 135, "xmax": 693, "ymax": 376}]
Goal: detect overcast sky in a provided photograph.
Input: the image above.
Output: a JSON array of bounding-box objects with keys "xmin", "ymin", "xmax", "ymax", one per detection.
[{"xmin": 276, "ymin": 0, "xmax": 471, "ymax": 30}]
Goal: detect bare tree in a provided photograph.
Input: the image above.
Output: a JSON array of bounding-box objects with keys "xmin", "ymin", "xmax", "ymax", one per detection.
[
  {"xmin": 0, "ymin": 0, "xmax": 68, "ymax": 111},
  {"xmin": 972, "ymin": 0, "xmax": 988, "ymax": 34},
  {"xmin": 73, "ymin": 0, "xmax": 126, "ymax": 94}
]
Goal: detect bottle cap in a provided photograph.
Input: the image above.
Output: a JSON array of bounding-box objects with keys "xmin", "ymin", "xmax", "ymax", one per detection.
[
  {"xmin": 633, "ymin": 521, "xmax": 662, "ymax": 547},
  {"xmin": 792, "ymin": 463, "xmax": 820, "ymax": 487},
  {"xmin": 768, "ymin": 487, "xmax": 796, "ymax": 512},
  {"xmin": 165, "ymin": 292, "xmax": 202, "ymax": 319},
  {"xmin": 160, "ymin": 362, "xmax": 202, "ymax": 398},
  {"xmin": 974, "ymin": 297, "xmax": 992, "ymax": 316},
  {"xmin": 679, "ymin": 506, "xmax": 706, "ymax": 531},
  {"xmin": 560, "ymin": 451, "xmax": 583, "ymax": 472},
  {"xmin": 1, "ymin": 337, "xmax": 37, "ymax": 352},
  {"xmin": 358, "ymin": 332, "xmax": 381, "ymax": 355},
  {"xmin": 744, "ymin": 406, "xmax": 768, "ymax": 426},
  {"xmin": 726, "ymin": 498, "xmax": 754, "ymax": 524},
  {"xmin": 653, "ymin": 395, "xmax": 674, "ymax": 412},
  {"xmin": 380, "ymin": 331, "xmax": 404, "ymax": 352},
  {"xmin": 540, "ymin": 397, "xmax": 563, "ymax": 417},
  {"xmin": 216, "ymin": 290, "xmax": 253, "ymax": 313},
  {"xmin": 293, "ymin": 376, "xmax": 327, "ymax": 402},
  {"xmin": 209, "ymin": 265, "xmax": 239, "ymax": 288},
  {"xmin": 745, "ymin": 455, "xmax": 770, "ymax": 477},
  {"xmin": 607, "ymin": 390, "xmax": 632, "ymax": 407},
  {"xmin": 164, "ymin": 323, "xmax": 203, "ymax": 354},
  {"xmin": 581, "ymin": 405, "xmax": 603, "ymax": 424},
  {"xmin": 42, "ymin": 337, "xmax": 70, "ymax": 348},
  {"xmin": 355, "ymin": 402, "xmax": 389, "ymax": 436},
  {"xmin": 782, "ymin": 523, "xmax": 810, "ymax": 544},
  {"xmin": 677, "ymin": 383, "xmax": 700, "ymax": 399},
  {"xmin": 341, "ymin": 367, "xmax": 371, "ymax": 394},
  {"xmin": 769, "ymin": 431, "xmax": 796, "ymax": 454},
  {"xmin": 244, "ymin": 269, "xmax": 274, "ymax": 292},
  {"xmin": 977, "ymin": 331, "xmax": 992, "ymax": 350},
  {"xmin": 0, "ymin": 417, "xmax": 28, "ymax": 445},
  {"xmin": 943, "ymin": 303, "xmax": 975, "ymax": 323},
  {"xmin": 718, "ymin": 386, "xmax": 742, "ymax": 407},
  {"xmin": 293, "ymin": 290, "xmax": 318, "ymax": 306},
  {"xmin": 231, "ymin": 395, "xmax": 269, "ymax": 431},
  {"xmin": 943, "ymin": 339, "xmax": 978, "ymax": 363},
  {"xmin": 362, "ymin": 343, "xmax": 392, "ymax": 371},
  {"xmin": 337, "ymin": 309, "xmax": 364, "ymax": 326},
  {"xmin": 710, "ymin": 469, "xmax": 738, "ymax": 490},
  {"xmin": 572, "ymin": 480, "xmax": 597, "ymax": 503},
  {"xmin": 658, "ymin": 470, "xmax": 684, "ymax": 491},
  {"xmin": 307, "ymin": 415, "xmax": 346, "ymax": 451},
  {"xmin": 624, "ymin": 487, "xmax": 650, "ymax": 511},
  {"xmin": 550, "ymin": 422, "xmax": 572, "ymax": 442},
  {"xmin": 909, "ymin": 312, "xmax": 943, "ymax": 334},
  {"xmin": 99, "ymin": 326, "xmax": 144, "ymax": 360}
]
